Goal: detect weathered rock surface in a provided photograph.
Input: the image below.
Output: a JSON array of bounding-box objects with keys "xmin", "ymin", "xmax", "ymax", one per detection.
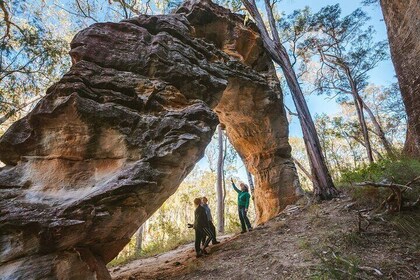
[
  {"xmin": 0, "ymin": 0, "xmax": 300, "ymax": 278},
  {"xmin": 380, "ymin": 0, "xmax": 420, "ymax": 158},
  {"xmin": 180, "ymin": 0, "xmax": 302, "ymax": 224}
]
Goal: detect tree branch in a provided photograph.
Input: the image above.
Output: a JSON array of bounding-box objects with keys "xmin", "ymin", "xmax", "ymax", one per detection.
[
  {"xmin": 0, "ymin": 0, "xmax": 11, "ymax": 39},
  {"xmin": 263, "ymin": 0, "xmax": 281, "ymax": 43},
  {"xmin": 355, "ymin": 181, "xmax": 411, "ymax": 190}
]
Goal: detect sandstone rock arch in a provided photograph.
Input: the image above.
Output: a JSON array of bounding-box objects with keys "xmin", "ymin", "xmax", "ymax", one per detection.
[{"xmin": 0, "ymin": 1, "xmax": 301, "ymax": 278}]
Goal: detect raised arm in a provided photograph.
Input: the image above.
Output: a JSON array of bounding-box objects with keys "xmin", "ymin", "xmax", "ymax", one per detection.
[{"xmin": 231, "ymin": 178, "xmax": 240, "ymax": 193}]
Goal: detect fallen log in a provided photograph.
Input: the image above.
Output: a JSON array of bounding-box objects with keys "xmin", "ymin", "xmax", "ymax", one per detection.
[{"xmin": 354, "ymin": 176, "xmax": 420, "ymax": 212}]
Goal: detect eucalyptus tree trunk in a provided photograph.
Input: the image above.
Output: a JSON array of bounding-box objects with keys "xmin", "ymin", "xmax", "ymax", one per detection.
[
  {"xmin": 379, "ymin": 0, "xmax": 420, "ymax": 159},
  {"xmin": 246, "ymin": 170, "xmax": 256, "ymax": 209},
  {"xmin": 345, "ymin": 132, "xmax": 384, "ymax": 160},
  {"xmin": 318, "ymin": 51, "xmax": 375, "ymax": 164},
  {"xmin": 135, "ymin": 224, "xmax": 144, "ymax": 254},
  {"xmin": 242, "ymin": 0, "xmax": 338, "ymax": 199},
  {"xmin": 351, "ymin": 91, "xmax": 374, "ymax": 163},
  {"xmin": 216, "ymin": 124, "xmax": 225, "ymax": 233},
  {"xmin": 361, "ymin": 99, "xmax": 395, "ymax": 158},
  {"xmin": 246, "ymin": 170, "xmax": 255, "ymax": 195},
  {"xmin": 292, "ymin": 156, "xmax": 313, "ymax": 182},
  {"xmin": 0, "ymin": 109, "xmax": 15, "ymax": 126}
]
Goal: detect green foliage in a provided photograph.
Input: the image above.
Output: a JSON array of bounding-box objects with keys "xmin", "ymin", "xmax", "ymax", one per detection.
[
  {"xmin": 0, "ymin": 0, "xmax": 71, "ymax": 127},
  {"xmin": 107, "ymin": 233, "xmax": 195, "ymax": 267},
  {"xmin": 340, "ymin": 232, "xmax": 365, "ymax": 248},
  {"xmin": 362, "ymin": 83, "xmax": 407, "ymax": 142},
  {"xmin": 276, "ymin": 6, "xmax": 312, "ymax": 70},
  {"xmin": 0, "ymin": 0, "xmax": 176, "ymax": 131},
  {"xmin": 309, "ymin": 105, "xmax": 406, "ymax": 184},
  {"xmin": 312, "ymin": 250, "xmax": 361, "ymax": 280},
  {"xmin": 302, "ymin": 4, "xmax": 389, "ymax": 100},
  {"xmin": 214, "ymin": 0, "xmax": 243, "ymax": 12},
  {"xmin": 389, "ymin": 212, "xmax": 420, "ymax": 239},
  {"xmin": 361, "ymin": 0, "xmax": 379, "ymax": 5},
  {"xmin": 341, "ymin": 158, "xmax": 420, "ymax": 185},
  {"xmin": 339, "ymin": 158, "xmax": 420, "ymax": 206},
  {"xmin": 283, "ymin": 5, "xmax": 405, "ymax": 184},
  {"xmin": 297, "ymin": 238, "xmax": 310, "ymax": 250}
]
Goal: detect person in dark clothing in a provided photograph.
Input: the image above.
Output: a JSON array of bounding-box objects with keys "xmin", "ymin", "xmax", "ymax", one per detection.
[
  {"xmin": 231, "ymin": 178, "xmax": 252, "ymax": 233},
  {"xmin": 201, "ymin": 197, "xmax": 220, "ymax": 245},
  {"xmin": 192, "ymin": 197, "xmax": 213, "ymax": 257}
]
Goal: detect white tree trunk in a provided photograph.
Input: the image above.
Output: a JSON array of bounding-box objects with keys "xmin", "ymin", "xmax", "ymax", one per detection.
[
  {"xmin": 361, "ymin": 99, "xmax": 395, "ymax": 158},
  {"xmin": 216, "ymin": 124, "xmax": 225, "ymax": 233},
  {"xmin": 352, "ymin": 91, "xmax": 374, "ymax": 163},
  {"xmin": 135, "ymin": 224, "xmax": 144, "ymax": 254},
  {"xmin": 246, "ymin": 170, "xmax": 256, "ymax": 209}
]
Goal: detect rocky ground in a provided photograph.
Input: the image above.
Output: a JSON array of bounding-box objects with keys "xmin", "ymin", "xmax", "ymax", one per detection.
[{"xmin": 111, "ymin": 196, "xmax": 420, "ymax": 280}]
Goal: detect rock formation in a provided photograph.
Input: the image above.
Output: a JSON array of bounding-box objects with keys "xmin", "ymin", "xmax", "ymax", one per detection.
[
  {"xmin": 0, "ymin": 1, "xmax": 301, "ymax": 278},
  {"xmin": 380, "ymin": 0, "xmax": 420, "ymax": 158}
]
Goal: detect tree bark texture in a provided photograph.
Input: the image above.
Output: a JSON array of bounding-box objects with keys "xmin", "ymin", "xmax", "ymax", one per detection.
[{"xmin": 379, "ymin": 0, "xmax": 420, "ymax": 158}]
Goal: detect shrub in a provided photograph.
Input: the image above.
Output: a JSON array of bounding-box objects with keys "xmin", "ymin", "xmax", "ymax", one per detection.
[{"xmin": 338, "ymin": 158, "xmax": 420, "ymax": 207}]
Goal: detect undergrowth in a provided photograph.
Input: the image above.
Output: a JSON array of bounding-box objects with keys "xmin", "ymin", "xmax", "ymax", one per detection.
[
  {"xmin": 338, "ymin": 158, "xmax": 420, "ymax": 207},
  {"xmin": 107, "ymin": 234, "xmax": 194, "ymax": 267},
  {"xmin": 311, "ymin": 249, "xmax": 362, "ymax": 280}
]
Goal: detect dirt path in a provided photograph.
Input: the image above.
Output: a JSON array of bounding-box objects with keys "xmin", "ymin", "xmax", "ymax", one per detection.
[
  {"xmin": 110, "ymin": 235, "xmax": 235, "ymax": 280},
  {"xmin": 111, "ymin": 196, "xmax": 420, "ymax": 280}
]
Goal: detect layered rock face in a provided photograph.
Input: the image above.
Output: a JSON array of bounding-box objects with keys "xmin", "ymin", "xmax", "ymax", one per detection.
[
  {"xmin": 180, "ymin": 1, "xmax": 302, "ymax": 222},
  {"xmin": 380, "ymin": 0, "xmax": 420, "ymax": 158},
  {"xmin": 0, "ymin": 0, "xmax": 300, "ymax": 278}
]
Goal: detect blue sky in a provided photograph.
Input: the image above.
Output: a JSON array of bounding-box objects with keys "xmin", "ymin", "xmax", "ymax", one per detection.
[
  {"xmin": 35, "ymin": 0, "xmax": 395, "ymax": 183},
  {"xmin": 198, "ymin": 0, "xmax": 398, "ymax": 183},
  {"xmin": 280, "ymin": 0, "xmax": 397, "ymax": 137}
]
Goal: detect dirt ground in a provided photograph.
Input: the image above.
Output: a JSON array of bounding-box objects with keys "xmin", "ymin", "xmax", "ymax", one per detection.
[{"xmin": 111, "ymin": 196, "xmax": 420, "ymax": 280}]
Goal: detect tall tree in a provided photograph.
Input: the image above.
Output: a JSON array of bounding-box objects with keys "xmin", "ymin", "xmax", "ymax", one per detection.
[
  {"xmin": 362, "ymin": 84, "xmax": 406, "ymax": 150},
  {"xmin": 240, "ymin": 0, "xmax": 338, "ymax": 199},
  {"xmin": 135, "ymin": 224, "xmax": 144, "ymax": 253},
  {"xmin": 304, "ymin": 5, "xmax": 393, "ymax": 160},
  {"xmin": 245, "ymin": 169, "xmax": 256, "ymax": 209},
  {"xmin": 378, "ymin": 0, "xmax": 420, "ymax": 158},
  {"xmin": 216, "ymin": 124, "xmax": 225, "ymax": 233}
]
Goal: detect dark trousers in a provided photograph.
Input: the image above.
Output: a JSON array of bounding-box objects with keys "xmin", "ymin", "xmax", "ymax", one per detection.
[
  {"xmin": 209, "ymin": 221, "xmax": 217, "ymax": 243},
  {"xmin": 201, "ymin": 221, "xmax": 217, "ymax": 245},
  {"xmin": 238, "ymin": 206, "xmax": 252, "ymax": 232},
  {"xmin": 195, "ymin": 228, "xmax": 213, "ymax": 253}
]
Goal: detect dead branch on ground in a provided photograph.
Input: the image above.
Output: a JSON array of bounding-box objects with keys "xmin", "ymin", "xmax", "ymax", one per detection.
[{"xmin": 354, "ymin": 176, "xmax": 420, "ymax": 213}]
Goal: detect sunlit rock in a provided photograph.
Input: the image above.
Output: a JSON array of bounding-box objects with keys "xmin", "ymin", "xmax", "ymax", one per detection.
[{"xmin": 0, "ymin": 1, "xmax": 301, "ymax": 278}]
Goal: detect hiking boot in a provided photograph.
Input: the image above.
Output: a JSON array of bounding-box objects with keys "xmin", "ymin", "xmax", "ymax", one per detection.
[
  {"xmin": 240, "ymin": 230, "xmax": 246, "ymax": 234},
  {"xmin": 212, "ymin": 241, "xmax": 220, "ymax": 245},
  {"xmin": 201, "ymin": 249, "xmax": 209, "ymax": 255},
  {"xmin": 248, "ymin": 228, "xmax": 253, "ymax": 232},
  {"xmin": 196, "ymin": 252, "xmax": 203, "ymax": 258}
]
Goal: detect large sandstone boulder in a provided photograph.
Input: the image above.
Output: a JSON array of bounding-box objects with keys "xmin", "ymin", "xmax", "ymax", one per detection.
[
  {"xmin": 0, "ymin": 1, "xmax": 301, "ymax": 278},
  {"xmin": 380, "ymin": 0, "xmax": 420, "ymax": 158}
]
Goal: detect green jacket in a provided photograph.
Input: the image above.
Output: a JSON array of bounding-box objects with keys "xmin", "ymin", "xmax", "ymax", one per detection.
[{"xmin": 232, "ymin": 182, "xmax": 250, "ymax": 208}]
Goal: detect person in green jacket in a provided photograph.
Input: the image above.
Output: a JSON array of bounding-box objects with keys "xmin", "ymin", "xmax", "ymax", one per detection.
[{"xmin": 231, "ymin": 178, "xmax": 252, "ymax": 233}]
